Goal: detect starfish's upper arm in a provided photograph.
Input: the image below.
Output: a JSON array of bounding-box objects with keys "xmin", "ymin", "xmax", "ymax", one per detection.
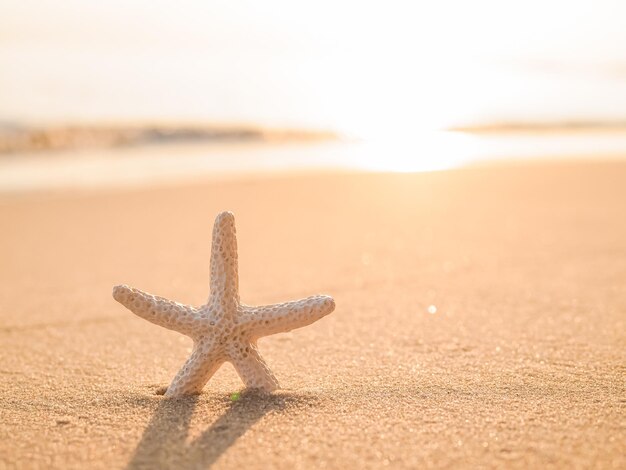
[{"xmin": 208, "ymin": 211, "xmax": 240, "ymax": 311}]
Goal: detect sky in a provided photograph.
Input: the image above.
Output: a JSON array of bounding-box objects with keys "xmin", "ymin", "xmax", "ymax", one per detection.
[{"xmin": 1, "ymin": 1, "xmax": 626, "ymax": 136}]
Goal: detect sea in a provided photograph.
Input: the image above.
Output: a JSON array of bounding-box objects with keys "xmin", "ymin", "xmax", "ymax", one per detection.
[{"xmin": 1, "ymin": 130, "xmax": 625, "ymax": 192}]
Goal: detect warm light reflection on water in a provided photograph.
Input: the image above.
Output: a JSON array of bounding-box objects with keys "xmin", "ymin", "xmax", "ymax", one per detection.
[
  {"xmin": 350, "ymin": 132, "xmax": 478, "ymax": 173},
  {"xmin": 1, "ymin": 131, "xmax": 626, "ymax": 192},
  {"xmin": 350, "ymin": 130, "xmax": 626, "ymax": 173}
]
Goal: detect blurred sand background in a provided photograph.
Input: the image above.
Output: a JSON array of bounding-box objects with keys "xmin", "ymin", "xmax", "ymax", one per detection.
[{"xmin": 1, "ymin": 161, "xmax": 624, "ymax": 469}]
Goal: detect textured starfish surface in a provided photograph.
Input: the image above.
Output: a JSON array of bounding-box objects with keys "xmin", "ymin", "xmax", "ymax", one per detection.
[{"xmin": 112, "ymin": 211, "xmax": 335, "ymax": 397}]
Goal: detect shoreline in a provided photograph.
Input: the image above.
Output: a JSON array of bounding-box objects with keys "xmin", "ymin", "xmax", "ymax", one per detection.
[{"xmin": 2, "ymin": 136, "xmax": 626, "ymax": 194}]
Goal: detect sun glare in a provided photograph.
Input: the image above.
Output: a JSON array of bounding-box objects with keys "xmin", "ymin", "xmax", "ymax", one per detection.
[
  {"xmin": 1, "ymin": 1, "xmax": 626, "ymax": 178},
  {"xmin": 2, "ymin": 0, "xmax": 625, "ymax": 135},
  {"xmin": 352, "ymin": 132, "xmax": 480, "ymax": 173}
]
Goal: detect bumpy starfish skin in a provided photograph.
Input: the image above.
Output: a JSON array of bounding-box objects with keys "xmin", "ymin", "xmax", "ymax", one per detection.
[{"xmin": 113, "ymin": 211, "xmax": 335, "ymax": 397}]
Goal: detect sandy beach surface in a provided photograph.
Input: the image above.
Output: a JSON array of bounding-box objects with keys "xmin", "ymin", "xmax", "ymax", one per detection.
[{"xmin": 1, "ymin": 161, "xmax": 624, "ymax": 469}]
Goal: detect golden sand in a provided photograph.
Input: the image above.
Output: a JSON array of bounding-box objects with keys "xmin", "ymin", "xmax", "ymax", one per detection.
[{"xmin": 1, "ymin": 162, "xmax": 624, "ymax": 469}]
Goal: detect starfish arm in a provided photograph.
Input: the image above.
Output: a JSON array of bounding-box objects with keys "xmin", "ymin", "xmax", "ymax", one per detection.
[
  {"xmin": 112, "ymin": 285, "xmax": 199, "ymax": 337},
  {"xmin": 228, "ymin": 341, "xmax": 280, "ymax": 392},
  {"xmin": 241, "ymin": 295, "xmax": 335, "ymax": 339},
  {"xmin": 165, "ymin": 341, "xmax": 224, "ymax": 396},
  {"xmin": 208, "ymin": 211, "xmax": 240, "ymax": 312}
]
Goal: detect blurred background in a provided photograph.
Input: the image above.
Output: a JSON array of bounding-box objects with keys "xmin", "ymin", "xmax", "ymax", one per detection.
[{"xmin": 2, "ymin": 0, "xmax": 626, "ymax": 189}]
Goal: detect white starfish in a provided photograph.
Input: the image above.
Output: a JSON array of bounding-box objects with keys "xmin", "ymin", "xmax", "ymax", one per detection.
[{"xmin": 113, "ymin": 211, "xmax": 335, "ymax": 397}]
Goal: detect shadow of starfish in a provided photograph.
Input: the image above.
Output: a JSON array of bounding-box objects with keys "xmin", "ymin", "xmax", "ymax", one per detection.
[{"xmin": 126, "ymin": 390, "xmax": 317, "ymax": 470}]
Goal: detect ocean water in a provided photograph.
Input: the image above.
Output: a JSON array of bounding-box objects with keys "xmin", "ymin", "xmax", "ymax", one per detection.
[{"xmin": 1, "ymin": 131, "xmax": 625, "ymax": 192}]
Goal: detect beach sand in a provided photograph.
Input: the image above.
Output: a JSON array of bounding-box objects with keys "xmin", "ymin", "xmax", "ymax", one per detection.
[{"xmin": 0, "ymin": 161, "xmax": 624, "ymax": 469}]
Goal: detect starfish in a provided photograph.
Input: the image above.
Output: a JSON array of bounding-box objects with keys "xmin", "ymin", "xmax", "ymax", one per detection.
[{"xmin": 112, "ymin": 211, "xmax": 335, "ymax": 397}]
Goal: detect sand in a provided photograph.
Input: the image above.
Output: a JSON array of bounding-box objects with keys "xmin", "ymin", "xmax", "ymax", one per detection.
[{"xmin": 0, "ymin": 161, "xmax": 624, "ymax": 469}]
